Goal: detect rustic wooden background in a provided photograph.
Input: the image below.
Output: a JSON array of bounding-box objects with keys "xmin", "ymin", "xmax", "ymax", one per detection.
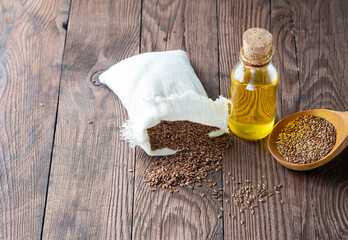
[{"xmin": 0, "ymin": 0, "xmax": 347, "ymax": 239}]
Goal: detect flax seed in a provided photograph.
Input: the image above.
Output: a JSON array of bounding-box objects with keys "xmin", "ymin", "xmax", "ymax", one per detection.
[
  {"xmin": 145, "ymin": 121, "xmax": 231, "ymax": 191},
  {"xmin": 144, "ymin": 121, "xmax": 287, "ymax": 222},
  {"xmin": 276, "ymin": 115, "xmax": 336, "ymax": 164}
]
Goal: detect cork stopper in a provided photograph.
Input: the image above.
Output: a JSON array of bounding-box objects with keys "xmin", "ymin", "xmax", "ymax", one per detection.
[{"xmin": 243, "ymin": 28, "xmax": 273, "ymax": 61}]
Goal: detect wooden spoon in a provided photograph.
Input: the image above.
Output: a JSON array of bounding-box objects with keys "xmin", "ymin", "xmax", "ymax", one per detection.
[{"xmin": 268, "ymin": 109, "xmax": 348, "ymax": 171}]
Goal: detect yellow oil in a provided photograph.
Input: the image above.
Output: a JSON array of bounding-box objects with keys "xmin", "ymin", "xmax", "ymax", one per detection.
[{"xmin": 228, "ymin": 67, "xmax": 278, "ymax": 140}]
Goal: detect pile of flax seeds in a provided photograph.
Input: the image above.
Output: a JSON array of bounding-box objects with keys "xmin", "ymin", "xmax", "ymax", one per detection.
[{"xmin": 144, "ymin": 121, "xmax": 285, "ymax": 224}]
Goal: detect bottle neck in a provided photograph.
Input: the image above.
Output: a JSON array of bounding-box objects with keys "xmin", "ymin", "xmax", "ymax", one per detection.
[{"xmin": 240, "ymin": 47, "xmax": 274, "ymax": 69}]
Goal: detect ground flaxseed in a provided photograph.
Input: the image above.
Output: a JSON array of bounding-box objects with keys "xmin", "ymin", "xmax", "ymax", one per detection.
[{"xmin": 276, "ymin": 115, "xmax": 336, "ymax": 164}]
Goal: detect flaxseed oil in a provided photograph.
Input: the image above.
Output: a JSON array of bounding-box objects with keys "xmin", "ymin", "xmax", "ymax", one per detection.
[
  {"xmin": 228, "ymin": 28, "xmax": 278, "ymax": 140},
  {"xmin": 229, "ymin": 65, "xmax": 278, "ymax": 140}
]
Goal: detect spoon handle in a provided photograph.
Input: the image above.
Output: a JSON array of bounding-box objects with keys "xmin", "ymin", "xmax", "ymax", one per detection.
[
  {"xmin": 338, "ymin": 111, "xmax": 348, "ymax": 120},
  {"xmin": 336, "ymin": 111, "xmax": 348, "ymax": 147}
]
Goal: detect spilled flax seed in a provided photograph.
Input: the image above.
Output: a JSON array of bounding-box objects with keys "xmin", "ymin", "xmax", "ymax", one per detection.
[
  {"xmin": 145, "ymin": 121, "xmax": 231, "ymax": 189},
  {"xmin": 276, "ymin": 115, "xmax": 336, "ymax": 164}
]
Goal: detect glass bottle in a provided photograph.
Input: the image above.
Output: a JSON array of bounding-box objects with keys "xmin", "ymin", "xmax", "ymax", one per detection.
[{"xmin": 229, "ymin": 28, "xmax": 278, "ymax": 140}]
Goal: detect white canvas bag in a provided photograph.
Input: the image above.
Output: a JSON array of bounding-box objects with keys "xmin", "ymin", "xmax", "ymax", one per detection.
[{"xmin": 99, "ymin": 50, "xmax": 230, "ymax": 156}]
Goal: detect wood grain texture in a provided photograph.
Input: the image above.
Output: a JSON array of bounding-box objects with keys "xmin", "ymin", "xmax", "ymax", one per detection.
[
  {"xmin": 293, "ymin": 0, "xmax": 348, "ymax": 111},
  {"xmin": 271, "ymin": 0, "xmax": 317, "ymax": 239},
  {"xmin": 271, "ymin": 0, "xmax": 301, "ymax": 117},
  {"xmin": 132, "ymin": 0, "xmax": 223, "ymax": 239},
  {"xmin": 41, "ymin": 0, "xmax": 141, "ymax": 239},
  {"xmin": 0, "ymin": 0, "xmax": 69, "ymax": 239},
  {"xmin": 292, "ymin": 0, "xmax": 348, "ymax": 238}
]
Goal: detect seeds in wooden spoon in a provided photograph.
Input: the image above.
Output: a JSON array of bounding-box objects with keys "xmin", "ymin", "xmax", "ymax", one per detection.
[{"xmin": 276, "ymin": 115, "xmax": 336, "ymax": 164}]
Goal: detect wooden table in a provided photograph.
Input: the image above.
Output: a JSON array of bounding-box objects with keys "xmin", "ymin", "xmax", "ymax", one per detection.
[{"xmin": 1, "ymin": 0, "xmax": 347, "ymax": 239}]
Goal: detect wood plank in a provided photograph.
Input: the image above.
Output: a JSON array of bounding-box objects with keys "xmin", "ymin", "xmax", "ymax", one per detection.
[
  {"xmin": 132, "ymin": 0, "xmax": 222, "ymax": 239},
  {"xmin": 0, "ymin": 0, "xmax": 69, "ymax": 239},
  {"xmin": 281, "ymin": 1, "xmax": 317, "ymax": 239},
  {"xmin": 292, "ymin": 0, "xmax": 348, "ymax": 238},
  {"xmin": 41, "ymin": 0, "xmax": 141, "ymax": 239},
  {"xmin": 292, "ymin": 0, "xmax": 348, "ymax": 111},
  {"xmin": 218, "ymin": 0, "xmax": 310, "ymax": 239},
  {"xmin": 271, "ymin": 0, "xmax": 317, "ymax": 239},
  {"xmin": 218, "ymin": 1, "xmax": 271, "ymax": 239}
]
